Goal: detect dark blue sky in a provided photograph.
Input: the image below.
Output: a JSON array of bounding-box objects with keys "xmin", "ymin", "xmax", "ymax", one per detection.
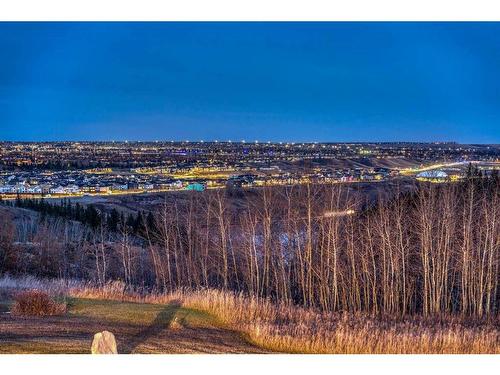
[{"xmin": 0, "ymin": 22, "xmax": 499, "ymax": 143}]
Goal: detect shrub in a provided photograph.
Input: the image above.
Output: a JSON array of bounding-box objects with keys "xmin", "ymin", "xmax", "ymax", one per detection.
[{"xmin": 10, "ymin": 290, "xmax": 66, "ymax": 317}]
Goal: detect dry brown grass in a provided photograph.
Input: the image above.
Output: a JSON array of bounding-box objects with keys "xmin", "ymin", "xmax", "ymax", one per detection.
[
  {"xmin": 176, "ymin": 289, "xmax": 500, "ymax": 354},
  {"xmin": 11, "ymin": 290, "xmax": 66, "ymax": 317},
  {"xmin": 1, "ymin": 275, "xmax": 498, "ymax": 353}
]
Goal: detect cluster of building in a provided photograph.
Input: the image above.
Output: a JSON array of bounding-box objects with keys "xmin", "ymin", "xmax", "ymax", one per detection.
[
  {"xmin": 0, "ymin": 142, "xmax": 498, "ymax": 198},
  {"xmin": 1, "ymin": 141, "xmax": 498, "ymax": 171},
  {"xmin": 0, "ymin": 169, "xmax": 183, "ymax": 196},
  {"xmin": 0, "ymin": 165, "xmax": 397, "ymax": 197}
]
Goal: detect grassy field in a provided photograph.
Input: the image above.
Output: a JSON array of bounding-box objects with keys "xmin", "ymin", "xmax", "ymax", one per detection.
[
  {"xmin": 1, "ymin": 276, "xmax": 498, "ymax": 354},
  {"xmin": 0, "ymin": 297, "xmax": 267, "ymax": 354}
]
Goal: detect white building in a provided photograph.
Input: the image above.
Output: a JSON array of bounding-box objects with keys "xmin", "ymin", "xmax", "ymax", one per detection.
[{"xmin": 416, "ymin": 170, "xmax": 448, "ymax": 180}]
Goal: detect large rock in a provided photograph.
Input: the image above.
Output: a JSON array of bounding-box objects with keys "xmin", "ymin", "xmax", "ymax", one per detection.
[
  {"xmin": 91, "ymin": 331, "xmax": 118, "ymax": 354},
  {"xmin": 169, "ymin": 316, "xmax": 183, "ymax": 330}
]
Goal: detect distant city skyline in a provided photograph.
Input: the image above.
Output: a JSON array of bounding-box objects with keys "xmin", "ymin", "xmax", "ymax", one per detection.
[
  {"xmin": 0, "ymin": 140, "xmax": 483, "ymax": 144},
  {"xmin": 1, "ymin": 22, "xmax": 499, "ymax": 143}
]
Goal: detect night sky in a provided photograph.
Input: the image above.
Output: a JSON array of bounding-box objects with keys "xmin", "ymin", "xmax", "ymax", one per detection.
[{"xmin": 1, "ymin": 22, "xmax": 499, "ymax": 143}]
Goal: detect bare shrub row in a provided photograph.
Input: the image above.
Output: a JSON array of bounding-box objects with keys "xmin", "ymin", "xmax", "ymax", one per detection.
[{"xmin": 11, "ymin": 290, "xmax": 66, "ymax": 317}]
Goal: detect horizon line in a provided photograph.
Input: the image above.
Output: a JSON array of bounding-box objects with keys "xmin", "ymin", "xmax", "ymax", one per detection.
[{"xmin": 1, "ymin": 139, "xmax": 499, "ymax": 145}]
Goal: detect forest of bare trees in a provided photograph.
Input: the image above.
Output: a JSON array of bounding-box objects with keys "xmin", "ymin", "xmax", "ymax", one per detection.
[{"xmin": 1, "ymin": 175, "xmax": 498, "ymax": 318}]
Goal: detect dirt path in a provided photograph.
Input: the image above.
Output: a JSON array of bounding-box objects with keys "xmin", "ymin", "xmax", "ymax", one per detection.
[{"xmin": 0, "ymin": 299, "xmax": 269, "ymax": 354}]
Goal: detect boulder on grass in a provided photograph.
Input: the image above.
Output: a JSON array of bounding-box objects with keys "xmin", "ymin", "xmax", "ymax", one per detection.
[
  {"xmin": 169, "ymin": 316, "xmax": 183, "ymax": 329},
  {"xmin": 91, "ymin": 331, "xmax": 118, "ymax": 354}
]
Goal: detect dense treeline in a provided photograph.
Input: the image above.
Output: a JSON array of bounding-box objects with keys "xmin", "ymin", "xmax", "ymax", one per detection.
[
  {"xmin": 10, "ymin": 197, "xmax": 151, "ymax": 234},
  {"xmin": 1, "ymin": 172, "xmax": 499, "ymax": 318}
]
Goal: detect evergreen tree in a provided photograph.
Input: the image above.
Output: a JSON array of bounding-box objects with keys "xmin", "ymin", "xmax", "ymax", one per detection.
[
  {"xmin": 146, "ymin": 212, "xmax": 156, "ymax": 233},
  {"xmin": 133, "ymin": 211, "xmax": 143, "ymax": 234},
  {"xmin": 126, "ymin": 213, "xmax": 136, "ymax": 229},
  {"xmin": 85, "ymin": 205, "xmax": 101, "ymax": 228},
  {"xmin": 107, "ymin": 208, "xmax": 120, "ymax": 232}
]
